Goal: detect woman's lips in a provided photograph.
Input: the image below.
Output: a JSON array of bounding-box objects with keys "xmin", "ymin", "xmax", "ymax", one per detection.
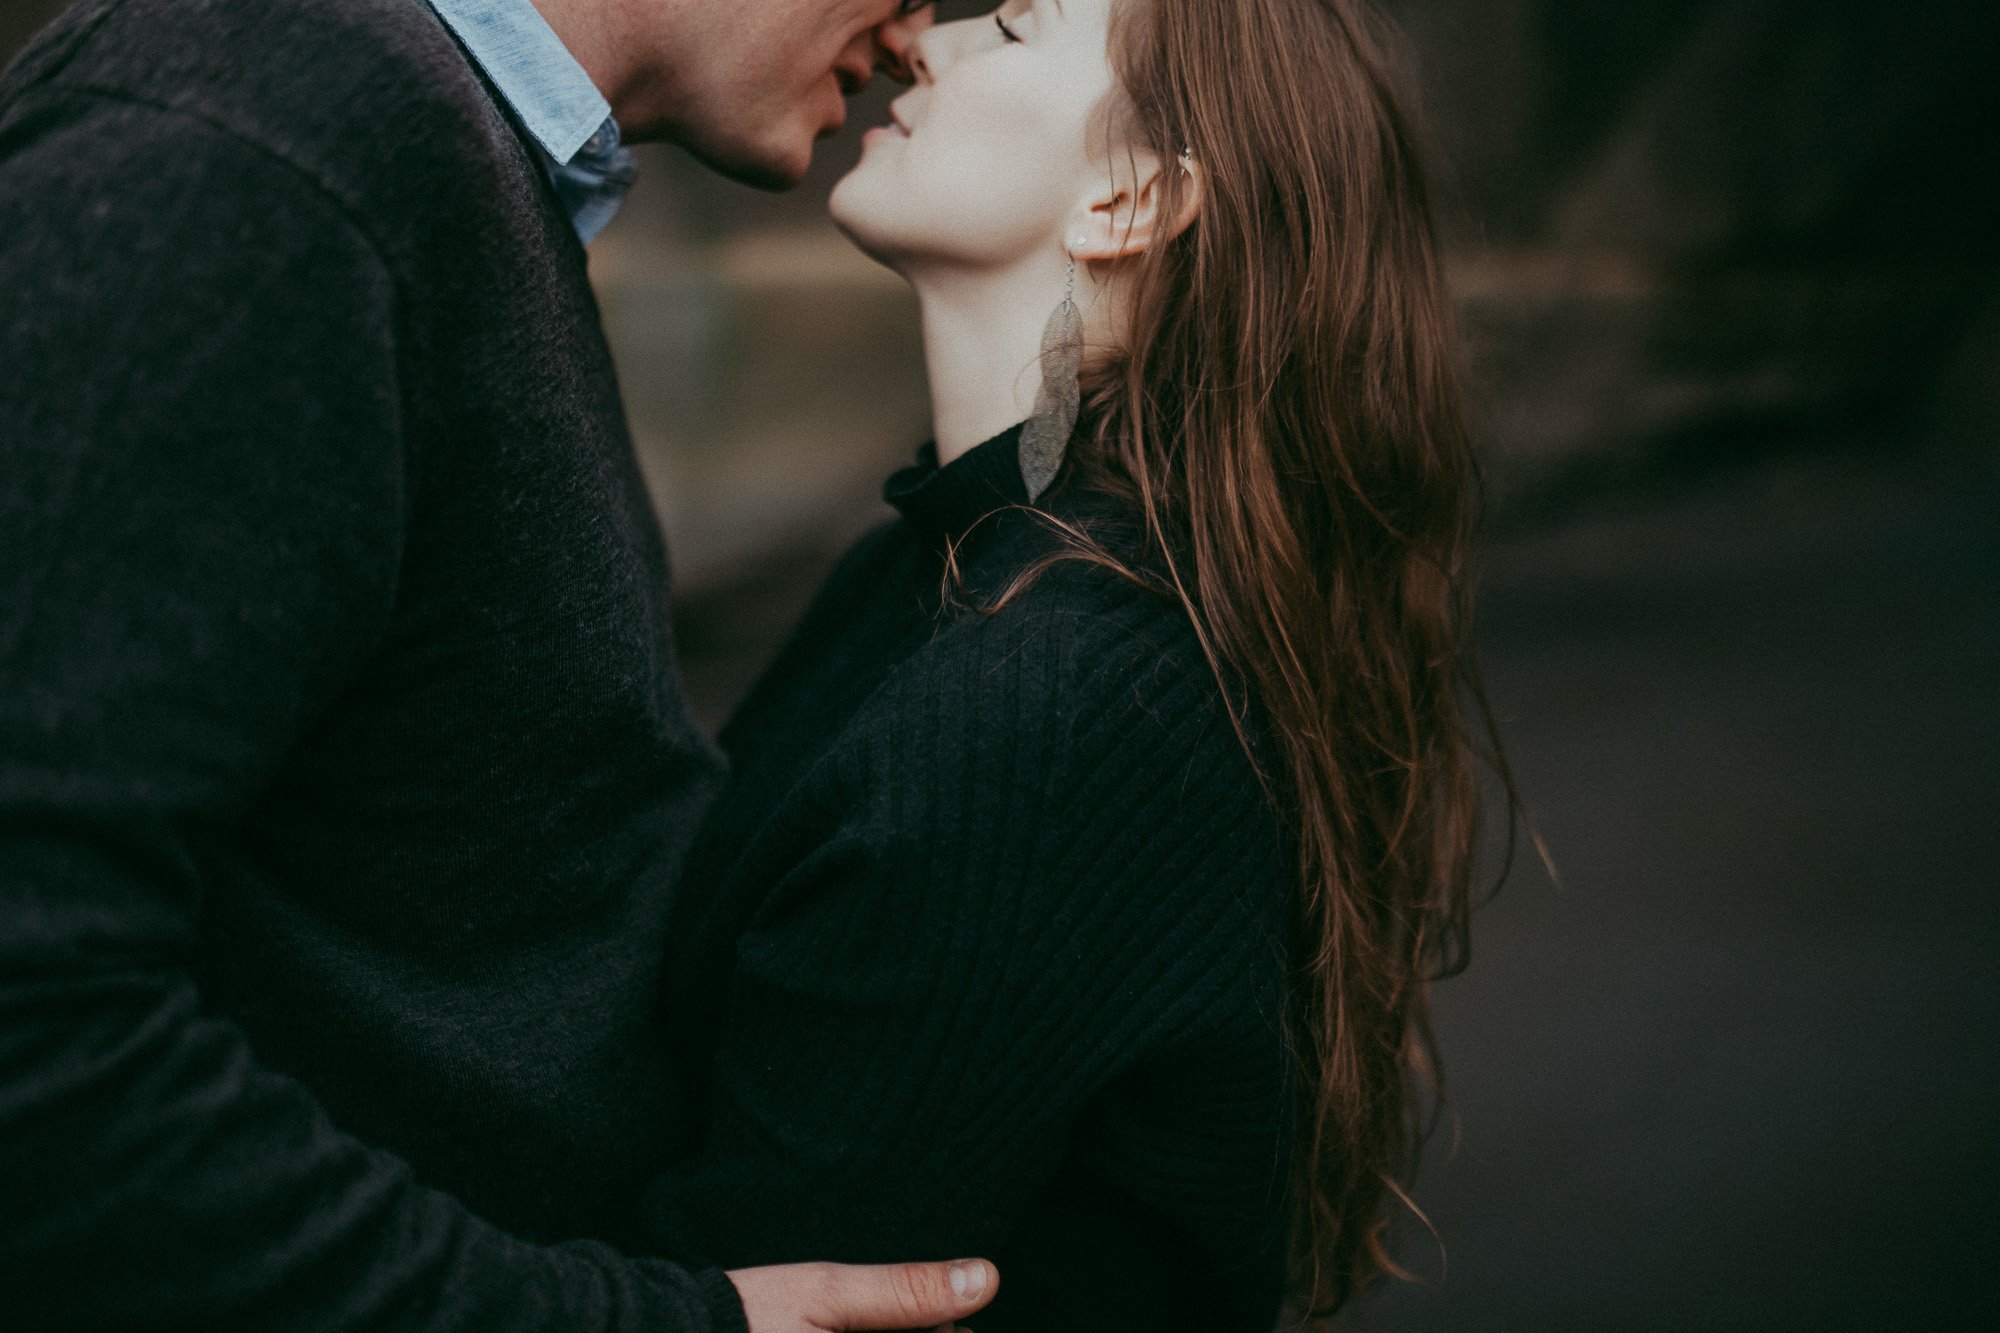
[{"xmin": 862, "ymin": 121, "xmax": 910, "ymax": 147}]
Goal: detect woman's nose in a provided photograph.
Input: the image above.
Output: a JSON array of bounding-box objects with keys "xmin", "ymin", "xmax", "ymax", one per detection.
[{"xmin": 872, "ymin": 3, "xmax": 937, "ymax": 85}]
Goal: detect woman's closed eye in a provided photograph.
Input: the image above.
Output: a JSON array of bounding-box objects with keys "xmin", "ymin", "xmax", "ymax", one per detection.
[{"xmin": 994, "ymin": 13, "xmax": 1024, "ymax": 43}]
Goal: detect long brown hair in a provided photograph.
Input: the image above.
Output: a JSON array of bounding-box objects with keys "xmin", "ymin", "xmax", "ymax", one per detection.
[{"xmin": 986, "ymin": 0, "xmax": 1506, "ymax": 1316}]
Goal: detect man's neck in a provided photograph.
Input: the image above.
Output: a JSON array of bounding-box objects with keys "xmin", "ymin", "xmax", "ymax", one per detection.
[{"xmin": 529, "ymin": 0, "xmax": 636, "ymax": 120}]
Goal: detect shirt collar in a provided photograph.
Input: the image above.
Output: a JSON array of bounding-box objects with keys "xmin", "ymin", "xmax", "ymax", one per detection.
[{"xmin": 427, "ymin": 0, "xmax": 612, "ymax": 163}]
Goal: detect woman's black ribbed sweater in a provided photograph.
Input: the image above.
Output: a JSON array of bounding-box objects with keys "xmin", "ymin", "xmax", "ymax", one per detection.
[{"xmin": 643, "ymin": 425, "xmax": 1295, "ymax": 1331}]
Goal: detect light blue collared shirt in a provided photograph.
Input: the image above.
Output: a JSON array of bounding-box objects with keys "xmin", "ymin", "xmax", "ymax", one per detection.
[{"xmin": 427, "ymin": 0, "xmax": 636, "ymax": 244}]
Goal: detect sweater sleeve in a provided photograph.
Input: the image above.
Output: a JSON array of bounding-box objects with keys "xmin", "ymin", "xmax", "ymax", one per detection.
[
  {"xmin": 0, "ymin": 91, "xmax": 741, "ymax": 1333},
  {"xmin": 643, "ymin": 589, "xmax": 1285, "ymax": 1267}
]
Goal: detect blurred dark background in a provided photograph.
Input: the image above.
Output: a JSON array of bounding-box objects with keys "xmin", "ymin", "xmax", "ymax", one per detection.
[{"xmin": 5, "ymin": 0, "xmax": 1995, "ymax": 1326}]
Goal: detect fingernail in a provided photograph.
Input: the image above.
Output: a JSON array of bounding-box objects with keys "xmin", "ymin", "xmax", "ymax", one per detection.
[{"xmin": 949, "ymin": 1261, "xmax": 986, "ymax": 1300}]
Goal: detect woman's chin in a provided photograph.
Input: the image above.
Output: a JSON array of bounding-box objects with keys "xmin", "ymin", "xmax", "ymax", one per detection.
[{"xmin": 828, "ymin": 180, "xmax": 912, "ymax": 274}]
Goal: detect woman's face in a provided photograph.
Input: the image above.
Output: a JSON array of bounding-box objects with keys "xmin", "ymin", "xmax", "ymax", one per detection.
[{"xmin": 829, "ymin": 0, "xmax": 1122, "ymax": 272}]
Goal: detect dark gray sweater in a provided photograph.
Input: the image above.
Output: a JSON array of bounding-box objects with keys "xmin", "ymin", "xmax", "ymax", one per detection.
[{"xmin": 0, "ymin": 0, "xmax": 735, "ymax": 1327}]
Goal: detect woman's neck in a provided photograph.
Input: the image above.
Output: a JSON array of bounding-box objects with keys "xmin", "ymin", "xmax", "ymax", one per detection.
[{"xmin": 907, "ymin": 255, "xmax": 1088, "ymax": 466}]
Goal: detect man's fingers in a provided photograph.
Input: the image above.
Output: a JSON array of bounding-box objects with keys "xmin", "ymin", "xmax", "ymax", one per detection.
[
  {"xmin": 728, "ymin": 1258, "xmax": 996, "ymax": 1332},
  {"xmin": 813, "ymin": 1258, "xmax": 996, "ymax": 1330}
]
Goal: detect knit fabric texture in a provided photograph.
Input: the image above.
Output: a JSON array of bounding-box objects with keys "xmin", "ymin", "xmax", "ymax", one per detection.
[
  {"xmin": 0, "ymin": 1, "xmax": 735, "ymax": 1327},
  {"xmin": 645, "ymin": 426, "xmax": 1296, "ymax": 1332}
]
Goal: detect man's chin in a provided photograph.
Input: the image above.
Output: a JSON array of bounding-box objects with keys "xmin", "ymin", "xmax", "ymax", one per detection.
[{"xmin": 684, "ymin": 131, "xmax": 813, "ymax": 193}]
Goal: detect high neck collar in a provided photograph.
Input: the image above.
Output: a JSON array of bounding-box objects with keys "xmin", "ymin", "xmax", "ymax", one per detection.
[{"xmin": 884, "ymin": 422, "xmax": 1034, "ymax": 546}]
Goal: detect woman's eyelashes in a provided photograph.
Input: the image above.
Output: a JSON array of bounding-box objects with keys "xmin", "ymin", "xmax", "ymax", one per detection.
[{"xmin": 994, "ymin": 13, "xmax": 1023, "ymax": 43}]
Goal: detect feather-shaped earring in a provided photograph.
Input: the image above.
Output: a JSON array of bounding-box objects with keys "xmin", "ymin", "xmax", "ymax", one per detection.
[{"xmin": 1019, "ymin": 245, "xmax": 1083, "ymax": 503}]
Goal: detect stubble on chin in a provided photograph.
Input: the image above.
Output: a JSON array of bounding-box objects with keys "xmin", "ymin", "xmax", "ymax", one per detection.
[{"xmin": 698, "ymin": 125, "xmax": 813, "ymax": 192}]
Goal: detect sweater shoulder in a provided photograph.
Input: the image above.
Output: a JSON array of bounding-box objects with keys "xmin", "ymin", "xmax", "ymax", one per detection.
[
  {"xmin": 937, "ymin": 537, "xmax": 1232, "ymax": 729},
  {"xmin": 3, "ymin": 0, "xmax": 533, "ymax": 264},
  {"xmin": 865, "ymin": 550, "xmax": 1286, "ymax": 885},
  {"xmin": 10, "ymin": 0, "xmax": 479, "ymax": 132}
]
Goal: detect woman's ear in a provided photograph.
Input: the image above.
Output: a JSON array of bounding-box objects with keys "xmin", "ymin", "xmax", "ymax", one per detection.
[{"xmin": 1069, "ymin": 146, "xmax": 1205, "ymax": 262}]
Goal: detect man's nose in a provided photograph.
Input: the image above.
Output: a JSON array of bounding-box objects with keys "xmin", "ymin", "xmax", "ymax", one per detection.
[{"xmin": 872, "ymin": 3, "xmax": 937, "ymax": 85}]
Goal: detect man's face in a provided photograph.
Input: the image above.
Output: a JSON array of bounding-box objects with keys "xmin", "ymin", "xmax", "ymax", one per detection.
[{"xmin": 632, "ymin": 0, "xmax": 938, "ymax": 190}]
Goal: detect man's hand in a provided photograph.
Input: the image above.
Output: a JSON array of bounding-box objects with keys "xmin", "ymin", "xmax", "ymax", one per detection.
[{"xmin": 729, "ymin": 1258, "xmax": 997, "ymax": 1332}]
